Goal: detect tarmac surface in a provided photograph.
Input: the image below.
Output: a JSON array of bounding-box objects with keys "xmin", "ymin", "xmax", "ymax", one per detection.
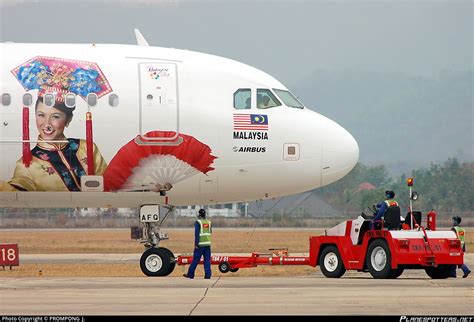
[{"xmin": 1, "ymin": 254, "xmax": 473, "ymax": 316}]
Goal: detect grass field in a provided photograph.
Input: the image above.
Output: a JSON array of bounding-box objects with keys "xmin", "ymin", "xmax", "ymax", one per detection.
[
  {"xmin": 0, "ymin": 228, "xmax": 322, "ymax": 277},
  {"xmin": 0, "ymin": 228, "xmax": 324, "ymax": 253},
  {"xmin": 0, "ymin": 228, "xmax": 471, "ymax": 277}
]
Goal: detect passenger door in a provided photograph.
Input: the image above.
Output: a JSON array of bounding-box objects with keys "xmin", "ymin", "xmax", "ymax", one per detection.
[{"xmin": 137, "ymin": 62, "xmax": 180, "ymax": 144}]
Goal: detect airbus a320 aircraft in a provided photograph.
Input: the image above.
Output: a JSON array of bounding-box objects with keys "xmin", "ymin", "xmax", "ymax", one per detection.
[{"xmin": 0, "ymin": 30, "xmax": 359, "ymax": 276}]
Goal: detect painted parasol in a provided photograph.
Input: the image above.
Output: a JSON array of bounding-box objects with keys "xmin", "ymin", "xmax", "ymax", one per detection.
[{"xmin": 103, "ymin": 131, "xmax": 217, "ymax": 192}]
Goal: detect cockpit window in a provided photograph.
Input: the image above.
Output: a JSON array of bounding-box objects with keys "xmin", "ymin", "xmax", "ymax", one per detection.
[
  {"xmin": 257, "ymin": 89, "xmax": 281, "ymax": 109},
  {"xmin": 233, "ymin": 88, "xmax": 251, "ymax": 109},
  {"xmin": 273, "ymin": 89, "xmax": 304, "ymax": 109}
]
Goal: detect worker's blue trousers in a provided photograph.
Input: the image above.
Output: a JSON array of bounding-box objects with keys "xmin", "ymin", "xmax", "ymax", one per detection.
[{"xmin": 186, "ymin": 246, "xmax": 212, "ymax": 279}]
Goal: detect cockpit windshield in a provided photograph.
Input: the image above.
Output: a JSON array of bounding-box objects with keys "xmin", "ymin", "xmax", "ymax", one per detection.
[
  {"xmin": 257, "ymin": 89, "xmax": 281, "ymax": 109},
  {"xmin": 273, "ymin": 89, "xmax": 304, "ymax": 109}
]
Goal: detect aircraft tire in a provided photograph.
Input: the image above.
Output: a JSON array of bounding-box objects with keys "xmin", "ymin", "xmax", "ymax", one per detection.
[
  {"xmin": 230, "ymin": 268, "xmax": 239, "ymax": 273},
  {"xmin": 160, "ymin": 247, "xmax": 176, "ymax": 274},
  {"xmin": 140, "ymin": 247, "xmax": 174, "ymax": 277}
]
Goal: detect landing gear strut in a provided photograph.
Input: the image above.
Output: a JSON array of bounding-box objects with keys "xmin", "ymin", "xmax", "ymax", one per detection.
[{"xmin": 139, "ymin": 205, "xmax": 176, "ymax": 276}]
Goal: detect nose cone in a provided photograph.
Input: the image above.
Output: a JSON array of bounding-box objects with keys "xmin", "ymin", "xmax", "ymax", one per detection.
[{"xmin": 321, "ymin": 117, "xmax": 359, "ymax": 186}]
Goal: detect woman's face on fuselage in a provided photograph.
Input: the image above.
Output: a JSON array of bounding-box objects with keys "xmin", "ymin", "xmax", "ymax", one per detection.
[{"xmin": 35, "ymin": 101, "xmax": 68, "ymax": 141}]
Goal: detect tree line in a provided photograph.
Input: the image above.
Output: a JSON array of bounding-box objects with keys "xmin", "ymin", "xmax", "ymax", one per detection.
[{"xmin": 318, "ymin": 158, "xmax": 473, "ymax": 215}]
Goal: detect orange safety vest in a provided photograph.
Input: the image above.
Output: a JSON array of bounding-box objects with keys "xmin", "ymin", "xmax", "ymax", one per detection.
[{"xmin": 384, "ymin": 199, "xmax": 399, "ymax": 208}]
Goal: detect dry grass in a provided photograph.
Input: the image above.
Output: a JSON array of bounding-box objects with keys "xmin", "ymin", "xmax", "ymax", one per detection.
[
  {"xmin": 0, "ymin": 228, "xmax": 471, "ymax": 254},
  {"xmin": 0, "ymin": 228, "xmax": 471, "ymax": 277},
  {"xmin": 0, "ymin": 228, "xmax": 324, "ymax": 254},
  {"xmin": 0, "ymin": 263, "xmax": 143, "ymax": 277},
  {"xmin": 0, "ymin": 228, "xmax": 321, "ymax": 277}
]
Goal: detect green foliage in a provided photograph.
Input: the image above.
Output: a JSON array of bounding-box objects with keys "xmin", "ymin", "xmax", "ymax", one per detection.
[
  {"xmin": 319, "ymin": 158, "xmax": 474, "ymax": 213},
  {"xmin": 393, "ymin": 158, "xmax": 474, "ymax": 212},
  {"xmin": 318, "ymin": 163, "xmax": 392, "ymax": 211}
]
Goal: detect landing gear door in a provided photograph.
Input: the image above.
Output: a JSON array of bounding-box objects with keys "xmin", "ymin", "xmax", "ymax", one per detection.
[
  {"xmin": 138, "ymin": 62, "xmax": 179, "ymax": 141},
  {"xmin": 140, "ymin": 205, "xmax": 160, "ymax": 222}
]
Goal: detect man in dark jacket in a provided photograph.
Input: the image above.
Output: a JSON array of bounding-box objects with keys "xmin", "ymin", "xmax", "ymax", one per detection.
[{"xmin": 370, "ymin": 190, "xmax": 399, "ymax": 229}]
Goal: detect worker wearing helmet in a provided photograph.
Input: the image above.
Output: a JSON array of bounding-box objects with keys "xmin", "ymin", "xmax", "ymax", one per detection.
[
  {"xmin": 450, "ymin": 216, "xmax": 471, "ymax": 278},
  {"xmin": 183, "ymin": 208, "xmax": 212, "ymax": 279},
  {"xmin": 373, "ymin": 190, "xmax": 399, "ymax": 229}
]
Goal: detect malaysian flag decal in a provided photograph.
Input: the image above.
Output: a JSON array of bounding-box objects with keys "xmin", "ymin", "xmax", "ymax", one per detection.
[{"xmin": 233, "ymin": 114, "xmax": 268, "ymax": 131}]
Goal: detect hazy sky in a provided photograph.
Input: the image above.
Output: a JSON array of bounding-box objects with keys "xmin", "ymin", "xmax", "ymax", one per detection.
[{"xmin": 0, "ymin": 0, "xmax": 472, "ymax": 88}]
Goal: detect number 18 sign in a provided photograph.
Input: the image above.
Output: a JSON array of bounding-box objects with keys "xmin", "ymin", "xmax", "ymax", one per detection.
[{"xmin": 0, "ymin": 244, "xmax": 19, "ymax": 267}]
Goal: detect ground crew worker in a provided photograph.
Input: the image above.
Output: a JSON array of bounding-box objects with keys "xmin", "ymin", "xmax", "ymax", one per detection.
[
  {"xmin": 373, "ymin": 190, "xmax": 399, "ymax": 229},
  {"xmin": 451, "ymin": 216, "xmax": 471, "ymax": 278},
  {"xmin": 183, "ymin": 208, "xmax": 212, "ymax": 279}
]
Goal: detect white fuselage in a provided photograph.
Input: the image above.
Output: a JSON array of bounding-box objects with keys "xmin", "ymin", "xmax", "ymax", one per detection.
[{"xmin": 0, "ymin": 43, "xmax": 359, "ymax": 207}]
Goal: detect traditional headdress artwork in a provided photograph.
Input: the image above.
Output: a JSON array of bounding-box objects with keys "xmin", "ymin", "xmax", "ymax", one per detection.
[
  {"xmin": 11, "ymin": 56, "xmax": 113, "ymax": 169},
  {"xmin": 11, "ymin": 56, "xmax": 112, "ymax": 102}
]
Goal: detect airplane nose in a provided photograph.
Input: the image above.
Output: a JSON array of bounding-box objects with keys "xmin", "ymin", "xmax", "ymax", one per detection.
[{"xmin": 321, "ymin": 117, "xmax": 359, "ymax": 186}]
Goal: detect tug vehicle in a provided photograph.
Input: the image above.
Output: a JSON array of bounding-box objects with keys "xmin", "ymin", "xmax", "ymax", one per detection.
[
  {"xmin": 310, "ymin": 177, "xmax": 463, "ymax": 279},
  {"xmin": 148, "ymin": 178, "xmax": 464, "ymax": 279},
  {"xmin": 310, "ymin": 209, "xmax": 462, "ymax": 279}
]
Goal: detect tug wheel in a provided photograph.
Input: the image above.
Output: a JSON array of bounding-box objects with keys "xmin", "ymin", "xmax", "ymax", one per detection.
[
  {"xmin": 425, "ymin": 265, "xmax": 454, "ymax": 279},
  {"xmin": 319, "ymin": 245, "xmax": 346, "ymax": 278},
  {"xmin": 388, "ymin": 266, "xmax": 404, "ymax": 279},
  {"xmin": 218, "ymin": 261, "xmax": 231, "ymax": 273},
  {"xmin": 366, "ymin": 239, "xmax": 392, "ymax": 279}
]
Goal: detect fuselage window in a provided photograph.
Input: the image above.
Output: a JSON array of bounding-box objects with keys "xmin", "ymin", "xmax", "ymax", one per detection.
[
  {"xmin": 273, "ymin": 89, "xmax": 304, "ymax": 109},
  {"xmin": 23, "ymin": 93, "xmax": 33, "ymax": 106},
  {"xmin": 65, "ymin": 93, "xmax": 76, "ymax": 108},
  {"xmin": 233, "ymin": 88, "xmax": 251, "ymax": 109},
  {"xmin": 44, "ymin": 93, "xmax": 55, "ymax": 107},
  {"xmin": 87, "ymin": 93, "xmax": 98, "ymax": 107},
  {"xmin": 257, "ymin": 89, "xmax": 281, "ymax": 109},
  {"xmin": 109, "ymin": 94, "xmax": 119, "ymax": 107},
  {"xmin": 1, "ymin": 93, "xmax": 11, "ymax": 106}
]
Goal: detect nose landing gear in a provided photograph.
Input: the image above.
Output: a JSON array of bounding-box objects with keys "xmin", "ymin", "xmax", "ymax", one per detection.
[{"xmin": 138, "ymin": 205, "xmax": 176, "ymax": 276}]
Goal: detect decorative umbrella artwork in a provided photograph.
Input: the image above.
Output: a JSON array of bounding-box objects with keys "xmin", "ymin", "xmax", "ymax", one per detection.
[{"xmin": 103, "ymin": 131, "xmax": 217, "ymax": 192}]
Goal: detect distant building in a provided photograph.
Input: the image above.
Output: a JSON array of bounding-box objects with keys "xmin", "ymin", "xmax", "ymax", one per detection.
[
  {"xmin": 75, "ymin": 207, "xmax": 136, "ymax": 218},
  {"xmin": 176, "ymin": 204, "xmax": 241, "ymax": 217},
  {"xmin": 357, "ymin": 182, "xmax": 376, "ymax": 191},
  {"xmin": 244, "ymin": 191, "xmax": 339, "ymax": 218},
  {"xmin": 176, "ymin": 191, "xmax": 341, "ymax": 218}
]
